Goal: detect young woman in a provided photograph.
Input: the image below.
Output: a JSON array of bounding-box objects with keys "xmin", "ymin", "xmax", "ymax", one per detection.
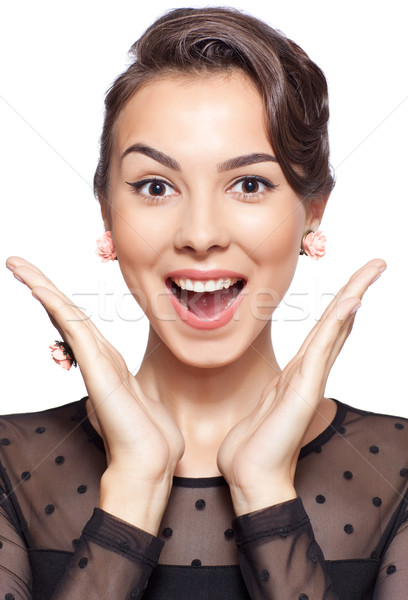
[{"xmin": 2, "ymin": 7, "xmax": 407, "ymax": 600}]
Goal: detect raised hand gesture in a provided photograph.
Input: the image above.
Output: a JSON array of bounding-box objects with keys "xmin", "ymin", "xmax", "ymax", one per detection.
[
  {"xmin": 217, "ymin": 259, "xmax": 386, "ymax": 516},
  {"xmin": 5, "ymin": 256, "xmax": 185, "ymax": 534}
]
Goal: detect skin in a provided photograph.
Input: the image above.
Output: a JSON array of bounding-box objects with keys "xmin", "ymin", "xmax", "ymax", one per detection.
[
  {"xmin": 5, "ymin": 71, "xmax": 386, "ymax": 534},
  {"xmin": 103, "ymin": 71, "xmax": 332, "ymax": 477}
]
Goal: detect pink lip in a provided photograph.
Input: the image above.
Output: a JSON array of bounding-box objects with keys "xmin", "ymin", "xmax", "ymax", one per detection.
[{"xmin": 165, "ymin": 269, "xmax": 247, "ymax": 331}]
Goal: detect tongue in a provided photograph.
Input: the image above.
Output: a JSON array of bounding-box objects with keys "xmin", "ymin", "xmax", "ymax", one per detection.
[{"xmin": 186, "ymin": 287, "xmax": 235, "ymax": 319}]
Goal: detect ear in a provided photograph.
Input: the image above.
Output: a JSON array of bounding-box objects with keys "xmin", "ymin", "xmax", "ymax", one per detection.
[
  {"xmin": 98, "ymin": 196, "xmax": 112, "ymax": 231},
  {"xmin": 304, "ymin": 194, "xmax": 330, "ymax": 231}
]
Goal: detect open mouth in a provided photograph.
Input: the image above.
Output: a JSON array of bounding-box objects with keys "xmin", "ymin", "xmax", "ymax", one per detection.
[{"xmin": 166, "ymin": 276, "xmax": 246, "ymax": 321}]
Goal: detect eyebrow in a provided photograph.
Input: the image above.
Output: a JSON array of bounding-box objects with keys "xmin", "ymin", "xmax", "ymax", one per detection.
[
  {"xmin": 217, "ymin": 153, "xmax": 278, "ymax": 172},
  {"xmin": 121, "ymin": 144, "xmax": 181, "ymax": 171},
  {"xmin": 121, "ymin": 144, "xmax": 277, "ymax": 172}
]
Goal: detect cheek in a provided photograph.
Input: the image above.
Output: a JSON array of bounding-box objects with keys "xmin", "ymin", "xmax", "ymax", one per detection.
[
  {"xmin": 243, "ymin": 206, "xmax": 304, "ymax": 315},
  {"xmin": 112, "ymin": 211, "xmax": 163, "ymax": 289}
]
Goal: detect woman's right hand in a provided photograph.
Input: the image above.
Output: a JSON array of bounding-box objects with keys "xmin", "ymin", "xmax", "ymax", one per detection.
[{"xmin": 5, "ymin": 256, "xmax": 185, "ymax": 534}]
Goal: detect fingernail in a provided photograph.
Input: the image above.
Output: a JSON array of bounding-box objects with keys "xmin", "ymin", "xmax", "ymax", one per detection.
[
  {"xmin": 14, "ymin": 273, "xmax": 25, "ymax": 284},
  {"xmin": 369, "ymin": 273, "xmax": 382, "ymax": 286},
  {"xmin": 350, "ymin": 303, "xmax": 361, "ymax": 315},
  {"xmin": 6, "ymin": 263, "xmax": 15, "ymax": 271}
]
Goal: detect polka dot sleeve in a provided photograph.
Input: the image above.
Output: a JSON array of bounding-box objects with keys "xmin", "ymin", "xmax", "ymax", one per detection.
[
  {"xmin": 372, "ymin": 508, "xmax": 408, "ymax": 599},
  {"xmin": 52, "ymin": 508, "xmax": 164, "ymax": 600},
  {"xmin": 232, "ymin": 497, "xmax": 337, "ymax": 599}
]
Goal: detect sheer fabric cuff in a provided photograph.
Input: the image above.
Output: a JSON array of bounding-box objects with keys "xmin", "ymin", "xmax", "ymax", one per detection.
[
  {"xmin": 52, "ymin": 508, "xmax": 164, "ymax": 599},
  {"xmin": 232, "ymin": 496, "xmax": 309, "ymax": 546},
  {"xmin": 83, "ymin": 507, "xmax": 164, "ymax": 566},
  {"xmin": 231, "ymin": 497, "xmax": 336, "ymax": 599}
]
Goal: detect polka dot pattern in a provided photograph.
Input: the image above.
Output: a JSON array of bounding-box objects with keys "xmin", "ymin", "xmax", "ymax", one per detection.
[
  {"xmin": 78, "ymin": 557, "xmax": 88, "ymax": 569},
  {"xmin": 162, "ymin": 527, "xmax": 173, "ymax": 538},
  {"xmin": 0, "ymin": 396, "xmax": 407, "ymax": 596}
]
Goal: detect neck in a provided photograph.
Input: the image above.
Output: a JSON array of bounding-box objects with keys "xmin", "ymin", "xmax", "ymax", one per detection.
[
  {"xmin": 134, "ymin": 324, "xmax": 337, "ymax": 477},
  {"xmin": 137, "ymin": 323, "xmax": 280, "ymax": 423},
  {"xmin": 136, "ymin": 324, "xmax": 281, "ymax": 476}
]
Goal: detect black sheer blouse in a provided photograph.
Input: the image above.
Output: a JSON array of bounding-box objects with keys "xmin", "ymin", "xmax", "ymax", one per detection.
[{"xmin": 1, "ymin": 397, "xmax": 407, "ymax": 599}]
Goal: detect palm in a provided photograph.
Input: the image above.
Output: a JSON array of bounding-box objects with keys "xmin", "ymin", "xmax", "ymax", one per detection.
[
  {"xmin": 6, "ymin": 256, "xmax": 185, "ymax": 480},
  {"xmin": 217, "ymin": 259, "xmax": 386, "ymax": 511}
]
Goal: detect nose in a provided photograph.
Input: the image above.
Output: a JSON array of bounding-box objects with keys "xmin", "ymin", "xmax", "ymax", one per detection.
[{"xmin": 173, "ymin": 192, "xmax": 230, "ymax": 255}]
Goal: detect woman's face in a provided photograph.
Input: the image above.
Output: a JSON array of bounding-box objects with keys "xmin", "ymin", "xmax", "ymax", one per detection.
[{"xmin": 104, "ymin": 72, "xmax": 318, "ymax": 367}]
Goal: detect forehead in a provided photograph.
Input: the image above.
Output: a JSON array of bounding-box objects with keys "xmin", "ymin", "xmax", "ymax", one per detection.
[{"xmin": 114, "ymin": 71, "xmax": 271, "ymax": 156}]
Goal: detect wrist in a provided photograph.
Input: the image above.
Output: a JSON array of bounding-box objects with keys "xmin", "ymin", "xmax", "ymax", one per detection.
[
  {"xmin": 99, "ymin": 469, "xmax": 173, "ymax": 535},
  {"xmin": 230, "ymin": 482, "xmax": 297, "ymax": 517}
]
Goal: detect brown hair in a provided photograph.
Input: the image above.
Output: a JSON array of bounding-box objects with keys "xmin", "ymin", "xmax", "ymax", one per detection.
[{"xmin": 94, "ymin": 7, "xmax": 334, "ymax": 205}]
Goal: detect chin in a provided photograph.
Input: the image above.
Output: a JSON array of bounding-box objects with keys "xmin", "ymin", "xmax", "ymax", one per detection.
[{"xmin": 153, "ymin": 319, "xmax": 265, "ymax": 370}]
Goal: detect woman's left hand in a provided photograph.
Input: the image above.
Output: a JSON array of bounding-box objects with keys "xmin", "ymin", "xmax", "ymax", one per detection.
[{"xmin": 217, "ymin": 259, "xmax": 386, "ymax": 516}]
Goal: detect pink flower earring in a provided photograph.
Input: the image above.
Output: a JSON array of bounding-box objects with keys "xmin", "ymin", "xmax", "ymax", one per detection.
[
  {"xmin": 95, "ymin": 231, "xmax": 117, "ymax": 262},
  {"xmin": 300, "ymin": 230, "xmax": 326, "ymax": 260},
  {"xmin": 49, "ymin": 341, "xmax": 77, "ymax": 370}
]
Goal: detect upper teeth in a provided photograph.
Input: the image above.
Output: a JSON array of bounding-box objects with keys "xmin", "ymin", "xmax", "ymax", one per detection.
[{"xmin": 171, "ymin": 277, "xmax": 240, "ymax": 292}]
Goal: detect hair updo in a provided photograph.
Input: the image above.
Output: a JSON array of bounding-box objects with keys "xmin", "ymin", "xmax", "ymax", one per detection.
[{"xmin": 94, "ymin": 7, "xmax": 335, "ymax": 205}]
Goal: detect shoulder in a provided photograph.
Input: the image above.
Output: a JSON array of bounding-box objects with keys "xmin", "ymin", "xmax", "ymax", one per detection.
[
  {"xmin": 0, "ymin": 396, "xmax": 93, "ymax": 487},
  {"xmin": 0, "ymin": 396, "xmax": 87, "ymax": 442},
  {"xmin": 340, "ymin": 400, "xmax": 408, "ymax": 443},
  {"xmin": 329, "ymin": 400, "xmax": 408, "ymax": 491}
]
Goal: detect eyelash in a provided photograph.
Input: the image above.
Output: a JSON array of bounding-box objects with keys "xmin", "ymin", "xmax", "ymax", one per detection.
[
  {"xmin": 226, "ymin": 176, "xmax": 277, "ymax": 202},
  {"xmin": 125, "ymin": 178, "xmax": 176, "ymax": 204},
  {"xmin": 125, "ymin": 175, "xmax": 277, "ymax": 204}
]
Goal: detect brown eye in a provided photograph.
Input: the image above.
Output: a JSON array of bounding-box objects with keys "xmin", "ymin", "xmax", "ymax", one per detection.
[
  {"xmin": 227, "ymin": 176, "xmax": 276, "ymax": 200},
  {"xmin": 241, "ymin": 178, "xmax": 259, "ymax": 193},
  {"xmin": 126, "ymin": 178, "xmax": 177, "ymax": 200},
  {"xmin": 149, "ymin": 181, "xmax": 166, "ymax": 196}
]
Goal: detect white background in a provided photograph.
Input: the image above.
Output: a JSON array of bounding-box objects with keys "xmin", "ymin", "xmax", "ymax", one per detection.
[{"xmin": 1, "ymin": 0, "xmax": 407, "ymax": 416}]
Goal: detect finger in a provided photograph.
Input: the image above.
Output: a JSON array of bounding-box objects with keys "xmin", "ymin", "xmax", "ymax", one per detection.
[
  {"xmin": 7, "ymin": 258, "xmax": 108, "ymax": 346},
  {"xmin": 30, "ymin": 285, "xmax": 105, "ymax": 368},
  {"xmin": 297, "ymin": 258, "xmax": 385, "ymax": 357},
  {"xmin": 297, "ymin": 296, "xmax": 361, "ymax": 399},
  {"xmin": 6, "ymin": 256, "xmax": 44, "ymax": 275},
  {"xmin": 322, "ymin": 310, "xmax": 358, "ymax": 381}
]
